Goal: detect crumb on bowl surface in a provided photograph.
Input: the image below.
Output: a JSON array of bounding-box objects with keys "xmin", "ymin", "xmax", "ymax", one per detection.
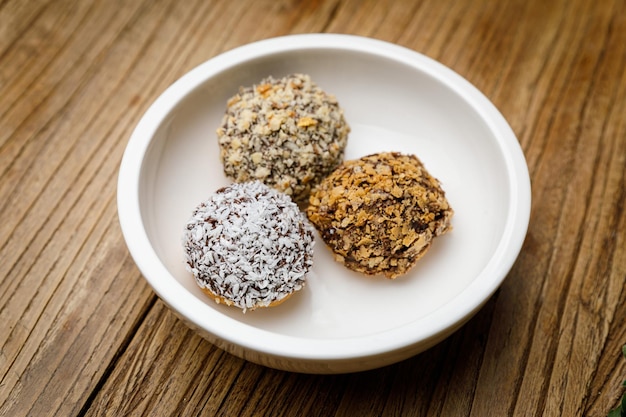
[
  {"xmin": 307, "ymin": 152, "xmax": 453, "ymax": 279},
  {"xmin": 217, "ymin": 73, "xmax": 350, "ymax": 203}
]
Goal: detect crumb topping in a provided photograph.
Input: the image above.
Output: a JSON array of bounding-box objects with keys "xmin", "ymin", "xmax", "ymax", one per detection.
[
  {"xmin": 216, "ymin": 74, "xmax": 350, "ymax": 203},
  {"xmin": 183, "ymin": 181, "xmax": 315, "ymax": 311},
  {"xmin": 307, "ymin": 152, "xmax": 453, "ymax": 278}
]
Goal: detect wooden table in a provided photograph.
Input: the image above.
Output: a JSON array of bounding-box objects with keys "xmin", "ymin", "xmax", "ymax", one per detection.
[{"xmin": 1, "ymin": 0, "xmax": 625, "ymax": 415}]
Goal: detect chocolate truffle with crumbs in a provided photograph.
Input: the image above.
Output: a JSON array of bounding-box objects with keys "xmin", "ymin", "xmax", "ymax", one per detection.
[
  {"xmin": 307, "ymin": 152, "xmax": 453, "ymax": 278},
  {"xmin": 217, "ymin": 74, "xmax": 350, "ymax": 203}
]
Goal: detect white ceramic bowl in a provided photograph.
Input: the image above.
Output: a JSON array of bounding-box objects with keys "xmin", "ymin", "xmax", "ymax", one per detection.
[{"xmin": 117, "ymin": 34, "xmax": 531, "ymax": 374}]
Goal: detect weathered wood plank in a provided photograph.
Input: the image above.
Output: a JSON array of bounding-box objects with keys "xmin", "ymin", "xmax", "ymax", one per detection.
[{"xmin": 0, "ymin": 0, "xmax": 624, "ymax": 416}]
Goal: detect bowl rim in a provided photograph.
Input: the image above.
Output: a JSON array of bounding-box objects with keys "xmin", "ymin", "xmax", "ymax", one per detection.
[{"xmin": 117, "ymin": 33, "xmax": 531, "ymax": 363}]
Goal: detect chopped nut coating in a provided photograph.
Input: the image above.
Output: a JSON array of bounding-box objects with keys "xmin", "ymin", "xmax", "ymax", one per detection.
[
  {"xmin": 307, "ymin": 152, "xmax": 453, "ymax": 278},
  {"xmin": 217, "ymin": 74, "xmax": 350, "ymax": 203}
]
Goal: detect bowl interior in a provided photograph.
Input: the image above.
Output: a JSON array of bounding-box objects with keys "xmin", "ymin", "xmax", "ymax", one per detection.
[{"xmin": 138, "ymin": 47, "xmax": 511, "ymax": 340}]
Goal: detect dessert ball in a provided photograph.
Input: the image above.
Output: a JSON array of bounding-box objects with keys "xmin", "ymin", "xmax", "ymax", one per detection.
[
  {"xmin": 307, "ymin": 152, "xmax": 453, "ymax": 278},
  {"xmin": 216, "ymin": 74, "xmax": 350, "ymax": 203},
  {"xmin": 183, "ymin": 181, "xmax": 315, "ymax": 311}
]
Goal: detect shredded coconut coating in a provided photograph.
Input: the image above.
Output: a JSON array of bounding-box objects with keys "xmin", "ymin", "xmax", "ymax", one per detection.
[
  {"xmin": 216, "ymin": 74, "xmax": 350, "ymax": 203},
  {"xmin": 183, "ymin": 181, "xmax": 315, "ymax": 312},
  {"xmin": 307, "ymin": 152, "xmax": 453, "ymax": 279}
]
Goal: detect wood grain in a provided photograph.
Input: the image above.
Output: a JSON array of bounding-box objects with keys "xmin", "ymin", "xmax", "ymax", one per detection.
[{"xmin": 0, "ymin": 0, "xmax": 624, "ymax": 416}]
